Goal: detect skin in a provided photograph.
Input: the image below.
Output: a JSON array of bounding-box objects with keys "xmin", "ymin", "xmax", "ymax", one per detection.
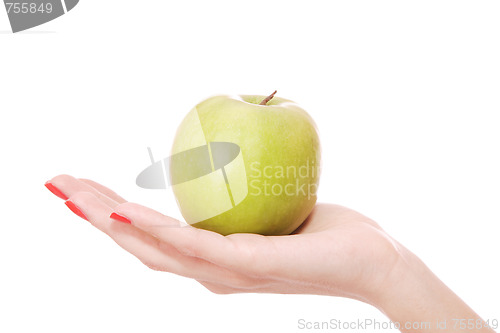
[{"xmin": 47, "ymin": 174, "xmax": 496, "ymax": 333}]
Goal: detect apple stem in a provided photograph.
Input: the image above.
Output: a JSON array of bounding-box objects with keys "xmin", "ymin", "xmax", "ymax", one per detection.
[{"xmin": 259, "ymin": 90, "xmax": 277, "ymax": 105}]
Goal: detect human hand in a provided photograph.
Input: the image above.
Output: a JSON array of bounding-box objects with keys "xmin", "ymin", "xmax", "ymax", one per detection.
[
  {"xmin": 45, "ymin": 174, "xmax": 401, "ymax": 302},
  {"xmin": 46, "ymin": 175, "xmax": 495, "ymax": 332}
]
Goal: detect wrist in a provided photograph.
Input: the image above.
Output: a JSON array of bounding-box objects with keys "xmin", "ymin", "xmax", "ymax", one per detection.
[
  {"xmin": 371, "ymin": 245, "xmax": 494, "ymax": 332},
  {"xmin": 371, "ymin": 245, "xmax": 431, "ymax": 314}
]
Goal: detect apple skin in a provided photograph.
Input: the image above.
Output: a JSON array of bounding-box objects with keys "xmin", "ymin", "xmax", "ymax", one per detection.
[{"xmin": 170, "ymin": 94, "xmax": 321, "ymax": 236}]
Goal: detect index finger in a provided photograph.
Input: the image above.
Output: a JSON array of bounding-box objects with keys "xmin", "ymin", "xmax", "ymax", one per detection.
[{"xmin": 111, "ymin": 202, "xmax": 278, "ymax": 276}]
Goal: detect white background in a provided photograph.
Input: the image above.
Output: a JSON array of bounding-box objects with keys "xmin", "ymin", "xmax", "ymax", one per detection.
[{"xmin": 1, "ymin": 1, "xmax": 499, "ymax": 332}]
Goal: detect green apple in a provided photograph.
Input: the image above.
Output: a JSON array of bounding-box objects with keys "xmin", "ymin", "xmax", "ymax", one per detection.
[{"xmin": 170, "ymin": 92, "xmax": 321, "ymax": 236}]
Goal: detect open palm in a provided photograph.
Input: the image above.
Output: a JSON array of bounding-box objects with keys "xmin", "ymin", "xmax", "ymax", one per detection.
[{"xmin": 46, "ymin": 175, "xmax": 403, "ymax": 304}]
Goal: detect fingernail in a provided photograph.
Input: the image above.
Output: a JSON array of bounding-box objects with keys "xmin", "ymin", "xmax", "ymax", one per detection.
[
  {"xmin": 110, "ymin": 212, "xmax": 131, "ymax": 224},
  {"xmin": 65, "ymin": 200, "xmax": 88, "ymax": 221},
  {"xmin": 45, "ymin": 182, "xmax": 68, "ymax": 200}
]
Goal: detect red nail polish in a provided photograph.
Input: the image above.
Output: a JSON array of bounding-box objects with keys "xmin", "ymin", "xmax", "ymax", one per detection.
[
  {"xmin": 110, "ymin": 212, "xmax": 131, "ymax": 224},
  {"xmin": 45, "ymin": 182, "xmax": 68, "ymax": 200},
  {"xmin": 65, "ymin": 200, "xmax": 88, "ymax": 221}
]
